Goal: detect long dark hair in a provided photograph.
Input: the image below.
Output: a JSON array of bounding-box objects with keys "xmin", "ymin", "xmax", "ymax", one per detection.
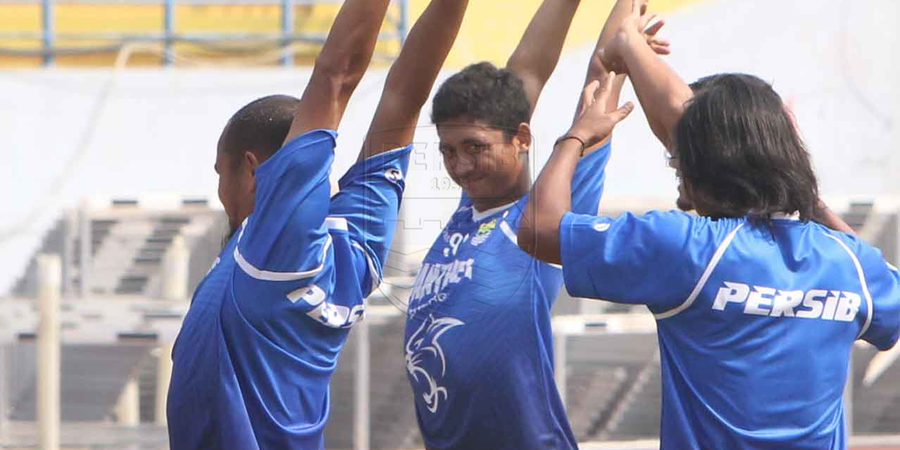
[{"xmin": 674, "ymin": 74, "xmax": 820, "ymax": 221}]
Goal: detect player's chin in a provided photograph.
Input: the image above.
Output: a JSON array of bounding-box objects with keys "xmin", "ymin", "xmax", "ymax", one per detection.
[
  {"xmin": 462, "ymin": 186, "xmax": 486, "ymax": 202},
  {"xmin": 675, "ymin": 187, "xmax": 695, "ymax": 212},
  {"xmin": 459, "ymin": 177, "xmax": 487, "ymax": 196},
  {"xmin": 676, "ymin": 196, "xmax": 695, "ymax": 212}
]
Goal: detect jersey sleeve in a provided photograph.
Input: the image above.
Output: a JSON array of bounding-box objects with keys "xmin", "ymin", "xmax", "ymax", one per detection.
[
  {"xmin": 558, "ymin": 210, "xmax": 715, "ymax": 314},
  {"xmin": 856, "ymin": 240, "xmax": 900, "ymax": 350},
  {"xmin": 569, "ymin": 140, "xmax": 611, "ymax": 215},
  {"xmin": 233, "ymin": 229, "xmax": 370, "ymax": 331},
  {"xmin": 231, "ymin": 129, "xmax": 373, "ymax": 330},
  {"xmin": 234, "ymin": 129, "xmax": 337, "ymax": 278},
  {"xmin": 328, "ymin": 145, "xmax": 412, "ymax": 295}
]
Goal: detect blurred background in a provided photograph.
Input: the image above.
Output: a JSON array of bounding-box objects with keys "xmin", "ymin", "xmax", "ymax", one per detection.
[{"xmin": 1, "ymin": 0, "xmax": 899, "ymax": 448}]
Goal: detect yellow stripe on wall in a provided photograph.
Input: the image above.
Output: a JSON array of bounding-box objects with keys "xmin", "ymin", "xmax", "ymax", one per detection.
[{"xmin": 0, "ymin": 0, "xmax": 702, "ymax": 67}]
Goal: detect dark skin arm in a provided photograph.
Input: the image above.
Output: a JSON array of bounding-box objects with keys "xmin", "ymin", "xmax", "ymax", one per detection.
[
  {"xmin": 359, "ymin": 0, "xmax": 470, "ymax": 161},
  {"xmin": 815, "ymin": 202, "xmax": 855, "ymax": 234},
  {"xmin": 506, "ymin": 0, "xmax": 582, "ymax": 114},
  {"xmin": 600, "ymin": 0, "xmax": 690, "ymax": 150},
  {"xmin": 283, "ymin": 0, "xmax": 392, "ymax": 144},
  {"xmin": 576, "ymin": 0, "xmax": 669, "ymax": 152},
  {"xmin": 518, "ymin": 73, "xmax": 634, "ymax": 263},
  {"xmin": 517, "ymin": 0, "xmax": 669, "ymax": 261},
  {"xmin": 786, "ymin": 104, "xmax": 855, "ymax": 234}
]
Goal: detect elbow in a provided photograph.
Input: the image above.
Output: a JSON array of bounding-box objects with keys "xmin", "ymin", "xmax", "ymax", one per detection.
[
  {"xmin": 313, "ymin": 51, "xmax": 367, "ymax": 97},
  {"xmin": 650, "ymin": 120, "xmax": 673, "ymax": 150},
  {"xmin": 517, "ymin": 224, "xmax": 537, "ymax": 257},
  {"xmin": 518, "ymin": 213, "xmax": 563, "ymax": 263},
  {"xmin": 661, "ymin": 97, "xmax": 690, "ymax": 145},
  {"xmin": 585, "ymin": 54, "xmax": 606, "ymax": 81},
  {"xmin": 381, "ymin": 75, "xmax": 429, "ymax": 114}
]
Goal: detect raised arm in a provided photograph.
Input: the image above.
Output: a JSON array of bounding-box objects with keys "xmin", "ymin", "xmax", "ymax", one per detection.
[
  {"xmin": 506, "ymin": 0, "xmax": 581, "ymax": 113},
  {"xmin": 359, "ymin": 0, "xmax": 470, "ymax": 161},
  {"xmin": 577, "ymin": 0, "xmax": 668, "ymax": 151},
  {"xmin": 283, "ymin": 0, "xmax": 392, "ymax": 144},
  {"xmin": 519, "ymin": 73, "xmax": 634, "ymax": 263},
  {"xmin": 602, "ymin": 0, "xmax": 690, "ymax": 149}
]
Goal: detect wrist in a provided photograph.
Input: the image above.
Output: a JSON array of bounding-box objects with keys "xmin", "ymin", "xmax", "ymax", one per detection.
[
  {"xmin": 565, "ymin": 127, "xmax": 591, "ymax": 144},
  {"xmin": 556, "ymin": 132, "xmax": 589, "ymax": 156}
]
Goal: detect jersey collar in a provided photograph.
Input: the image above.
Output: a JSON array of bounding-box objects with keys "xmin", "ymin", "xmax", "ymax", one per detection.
[
  {"xmin": 471, "ymin": 200, "xmax": 517, "ymax": 222},
  {"xmin": 771, "ymin": 212, "xmax": 801, "ymax": 221}
]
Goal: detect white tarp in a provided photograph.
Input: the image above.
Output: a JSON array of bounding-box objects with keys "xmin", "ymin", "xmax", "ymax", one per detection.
[{"xmin": 2, "ymin": 0, "xmax": 898, "ymax": 294}]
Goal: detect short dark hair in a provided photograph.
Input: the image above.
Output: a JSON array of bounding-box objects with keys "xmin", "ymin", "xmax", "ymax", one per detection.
[
  {"xmin": 674, "ymin": 74, "xmax": 820, "ymax": 221},
  {"xmin": 221, "ymin": 94, "xmax": 299, "ymax": 165},
  {"xmin": 431, "ymin": 62, "xmax": 531, "ymax": 139}
]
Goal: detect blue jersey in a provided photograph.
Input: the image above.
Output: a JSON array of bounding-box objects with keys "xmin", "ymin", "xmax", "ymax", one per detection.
[
  {"xmin": 167, "ymin": 129, "xmax": 411, "ymax": 450},
  {"xmin": 560, "ymin": 211, "xmax": 900, "ymax": 450},
  {"xmin": 404, "ymin": 142, "xmax": 612, "ymax": 450}
]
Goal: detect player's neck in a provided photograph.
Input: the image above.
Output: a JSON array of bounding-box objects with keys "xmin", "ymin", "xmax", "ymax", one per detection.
[
  {"xmin": 471, "ymin": 196, "xmax": 517, "ymax": 213},
  {"xmin": 470, "ymin": 171, "xmax": 531, "ymax": 212}
]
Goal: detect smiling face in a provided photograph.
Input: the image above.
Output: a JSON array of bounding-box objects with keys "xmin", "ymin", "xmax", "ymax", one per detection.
[{"xmin": 436, "ymin": 118, "xmax": 531, "ymax": 211}]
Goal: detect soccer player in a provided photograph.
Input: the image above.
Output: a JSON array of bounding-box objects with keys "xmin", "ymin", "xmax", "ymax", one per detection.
[
  {"xmin": 165, "ymin": 0, "xmax": 469, "ymax": 447},
  {"xmin": 402, "ymin": 1, "xmax": 668, "ymax": 448},
  {"xmin": 519, "ymin": 1, "xmax": 900, "ymax": 448}
]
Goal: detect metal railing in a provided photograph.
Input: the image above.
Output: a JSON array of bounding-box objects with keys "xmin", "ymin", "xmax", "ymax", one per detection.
[
  {"xmin": 0, "ymin": 0, "xmax": 409, "ymax": 66},
  {"xmin": 5, "ymin": 200, "xmax": 900, "ymax": 449}
]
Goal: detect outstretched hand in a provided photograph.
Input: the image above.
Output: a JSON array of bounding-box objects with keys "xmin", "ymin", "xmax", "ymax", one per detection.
[
  {"xmin": 600, "ymin": 0, "xmax": 665, "ymax": 74},
  {"xmin": 567, "ymin": 71, "xmax": 635, "ymax": 149}
]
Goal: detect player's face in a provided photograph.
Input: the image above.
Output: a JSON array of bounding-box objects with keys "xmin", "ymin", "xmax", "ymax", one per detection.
[
  {"xmin": 215, "ymin": 127, "xmax": 257, "ymax": 239},
  {"xmin": 437, "ymin": 119, "xmax": 529, "ymax": 209}
]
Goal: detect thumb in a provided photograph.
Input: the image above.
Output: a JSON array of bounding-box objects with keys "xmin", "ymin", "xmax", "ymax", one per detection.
[{"xmin": 611, "ymin": 101, "xmax": 635, "ymax": 123}]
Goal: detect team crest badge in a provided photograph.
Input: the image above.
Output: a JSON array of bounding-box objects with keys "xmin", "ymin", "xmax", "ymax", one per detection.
[{"xmin": 471, "ymin": 218, "xmax": 497, "ymax": 246}]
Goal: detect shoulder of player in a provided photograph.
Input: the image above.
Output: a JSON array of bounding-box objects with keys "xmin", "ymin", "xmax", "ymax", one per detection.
[
  {"xmin": 616, "ymin": 210, "xmax": 749, "ymax": 258},
  {"xmin": 826, "ymin": 227, "xmax": 895, "ymax": 274},
  {"xmin": 782, "ymin": 222, "xmax": 898, "ymax": 280},
  {"xmin": 624, "ymin": 209, "xmax": 736, "ymax": 235},
  {"xmin": 258, "ymin": 129, "xmax": 338, "ymax": 176}
]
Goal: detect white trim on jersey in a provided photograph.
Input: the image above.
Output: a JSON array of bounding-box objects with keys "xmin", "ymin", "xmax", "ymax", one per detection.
[
  {"xmin": 771, "ymin": 212, "xmax": 801, "ymax": 221},
  {"xmin": 823, "ymin": 233, "xmax": 874, "ymax": 339},
  {"xmin": 499, "ymin": 220, "xmax": 518, "ymax": 245},
  {"xmin": 324, "ymin": 215, "xmax": 381, "ymax": 295},
  {"xmin": 655, "ymin": 223, "xmax": 745, "ymax": 320},
  {"xmin": 232, "ymin": 215, "xmax": 346, "ymax": 282},
  {"xmin": 325, "ymin": 216, "xmax": 349, "ymax": 231},
  {"xmin": 353, "ymin": 241, "xmax": 381, "ymax": 295},
  {"xmin": 234, "ymin": 236, "xmax": 333, "ymax": 282},
  {"xmin": 471, "ymin": 201, "xmax": 517, "ymax": 222}
]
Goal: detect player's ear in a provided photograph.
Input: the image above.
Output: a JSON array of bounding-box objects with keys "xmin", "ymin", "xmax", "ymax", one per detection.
[
  {"xmin": 243, "ymin": 151, "xmax": 261, "ymax": 193},
  {"xmin": 243, "ymin": 151, "xmax": 260, "ymax": 174},
  {"xmin": 513, "ymin": 122, "xmax": 532, "ymax": 153}
]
